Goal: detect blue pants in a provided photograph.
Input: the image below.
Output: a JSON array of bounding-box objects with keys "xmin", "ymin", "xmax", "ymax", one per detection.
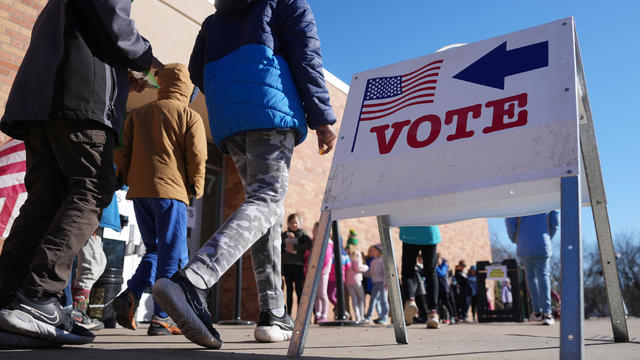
[
  {"xmin": 365, "ymin": 282, "xmax": 389, "ymax": 321},
  {"xmin": 520, "ymin": 256, "xmax": 552, "ymax": 315},
  {"xmin": 127, "ymin": 198, "xmax": 188, "ymax": 317}
]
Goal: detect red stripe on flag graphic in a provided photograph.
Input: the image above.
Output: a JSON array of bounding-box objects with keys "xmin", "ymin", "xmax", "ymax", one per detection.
[{"xmin": 0, "ymin": 140, "xmax": 27, "ymax": 237}]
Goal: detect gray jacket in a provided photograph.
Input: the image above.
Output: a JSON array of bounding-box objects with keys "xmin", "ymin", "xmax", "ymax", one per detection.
[{"xmin": 1, "ymin": 0, "xmax": 152, "ymax": 139}]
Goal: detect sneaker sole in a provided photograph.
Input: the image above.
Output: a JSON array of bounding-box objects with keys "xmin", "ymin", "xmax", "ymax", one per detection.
[
  {"xmin": 254, "ymin": 325, "xmax": 292, "ymax": 343},
  {"xmin": 153, "ymin": 279, "xmax": 222, "ymax": 349},
  {"xmin": 0, "ymin": 309, "xmax": 94, "ymax": 345},
  {"xmin": 0, "ymin": 329, "xmax": 63, "ymax": 349},
  {"xmin": 404, "ymin": 304, "xmax": 418, "ymax": 325},
  {"xmin": 77, "ymin": 321, "xmax": 104, "ymax": 331},
  {"xmin": 427, "ymin": 318, "xmax": 440, "ymax": 329}
]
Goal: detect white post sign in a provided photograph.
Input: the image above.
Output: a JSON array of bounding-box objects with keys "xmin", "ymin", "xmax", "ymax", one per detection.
[{"xmin": 323, "ymin": 17, "xmax": 585, "ymax": 226}]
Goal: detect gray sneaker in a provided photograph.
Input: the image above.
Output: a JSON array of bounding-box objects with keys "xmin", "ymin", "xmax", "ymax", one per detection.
[
  {"xmin": 153, "ymin": 271, "xmax": 222, "ymax": 349},
  {"xmin": 69, "ymin": 307, "xmax": 104, "ymax": 331},
  {"xmin": 0, "ymin": 290, "xmax": 94, "ymax": 345}
]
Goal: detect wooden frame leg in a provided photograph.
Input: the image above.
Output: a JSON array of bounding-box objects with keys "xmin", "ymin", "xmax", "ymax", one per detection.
[
  {"xmin": 287, "ymin": 211, "xmax": 331, "ymax": 357},
  {"xmin": 377, "ymin": 215, "xmax": 408, "ymax": 344}
]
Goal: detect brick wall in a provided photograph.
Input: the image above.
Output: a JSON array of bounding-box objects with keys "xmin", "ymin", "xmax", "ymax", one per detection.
[{"xmin": 0, "ymin": 0, "xmax": 45, "ymax": 123}]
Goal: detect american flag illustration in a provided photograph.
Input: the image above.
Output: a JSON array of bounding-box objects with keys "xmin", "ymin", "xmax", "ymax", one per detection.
[
  {"xmin": 351, "ymin": 59, "xmax": 444, "ymax": 152},
  {"xmin": 0, "ymin": 139, "xmax": 26, "ymax": 239}
]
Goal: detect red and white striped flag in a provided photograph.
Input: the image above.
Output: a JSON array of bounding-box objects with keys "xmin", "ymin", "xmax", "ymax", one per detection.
[{"xmin": 0, "ymin": 139, "xmax": 26, "ymax": 238}]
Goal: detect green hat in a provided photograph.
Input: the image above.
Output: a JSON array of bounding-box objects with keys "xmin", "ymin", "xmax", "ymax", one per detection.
[{"xmin": 349, "ymin": 229, "xmax": 357, "ymax": 237}]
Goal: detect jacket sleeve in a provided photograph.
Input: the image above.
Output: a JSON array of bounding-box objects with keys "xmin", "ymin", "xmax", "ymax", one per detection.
[
  {"xmin": 188, "ymin": 17, "xmax": 211, "ymax": 92},
  {"xmin": 74, "ymin": 0, "xmax": 152, "ymax": 71},
  {"xmin": 548, "ymin": 211, "xmax": 560, "ymax": 239},
  {"xmin": 114, "ymin": 113, "xmax": 133, "ymax": 185},
  {"xmin": 277, "ymin": 0, "xmax": 337, "ymax": 129},
  {"xmin": 505, "ymin": 217, "xmax": 518, "ymax": 243},
  {"xmin": 185, "ymin": 111, "xmax": 208, "ymax": 199}
]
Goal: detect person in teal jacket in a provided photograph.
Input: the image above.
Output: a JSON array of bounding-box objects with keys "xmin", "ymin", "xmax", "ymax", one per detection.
[{"xmin": 399, "ymin": 226, "xmax": 441, "ymax": 329}]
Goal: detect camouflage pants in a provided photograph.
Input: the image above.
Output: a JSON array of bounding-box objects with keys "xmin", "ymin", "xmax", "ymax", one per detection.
[{"xmin": 184, "ymin": 129, "xmax": 294, "ymax": 311}]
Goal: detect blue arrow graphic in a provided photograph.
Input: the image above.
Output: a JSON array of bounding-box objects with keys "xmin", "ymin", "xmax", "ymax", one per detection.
[{"xmin": 453, "ymin": 40, "xmax": 548, "ymax": 89}]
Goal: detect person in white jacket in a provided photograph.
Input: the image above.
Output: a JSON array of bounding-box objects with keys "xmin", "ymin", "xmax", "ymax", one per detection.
[
  {"xmin": 345, "ymin": 249, "xmax": 369, "ymax": 321},
  {"xmin": 364, "ymin": 244, "xmax": 388, "ymax": 324}
]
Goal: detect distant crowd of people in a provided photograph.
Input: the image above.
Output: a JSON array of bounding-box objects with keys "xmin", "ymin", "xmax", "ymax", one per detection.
[{"xmin": 279, "ymin": 216, "xmax": 560, "ymax": 330}]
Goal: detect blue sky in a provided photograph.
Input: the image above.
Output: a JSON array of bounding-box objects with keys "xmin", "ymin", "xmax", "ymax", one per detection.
[{"xmin": 308, "ymin": 0, "xmax": 639, "ymax": 249}]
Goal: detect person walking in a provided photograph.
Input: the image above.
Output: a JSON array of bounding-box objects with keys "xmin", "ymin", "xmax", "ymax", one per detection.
[
  {"xmin": 505, "ymin": 211, "xmax": 559, "ymax": 325},
  {"xmin": 152, "ymin": 0, "xmax": 337, "ymax": 349},
  {"xmin": 0, "ymin": 0, "xmax": 156, "ymax": 345},
  {"xmin": 113, "ymin": 63, "xmax": 207, "ymax": 336},
  {"xmin": 399, "ymin": 226, "xmax": 441, "ymax": 329},
  {"xmin": 281, "ymin": 213, "xmax": 312, "ymax": 315}
]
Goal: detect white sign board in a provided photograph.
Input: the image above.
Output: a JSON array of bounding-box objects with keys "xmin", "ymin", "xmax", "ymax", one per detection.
[{"xmin": 323, "ymin": 17, "xmax": 586, "ymax": 226}]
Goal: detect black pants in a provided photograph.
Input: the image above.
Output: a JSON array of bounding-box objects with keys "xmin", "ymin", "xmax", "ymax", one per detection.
[
  {"xmin": 438, "ymin": 277, "xmax": 455, "ymax": 321},
  {"xmin": 282, "ymin": 263, "xmax": 304, "ymax": 315},
  {"xmin": 401, "ymin": 242, "xmax": 438, "ymax": 310},
  {"xmin": 0, "ymin": 119, "xmax": 115, "ymax": 306}
]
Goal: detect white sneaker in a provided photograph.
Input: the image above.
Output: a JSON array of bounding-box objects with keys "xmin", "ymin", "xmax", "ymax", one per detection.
[
  {"xmin": 426, "ymin": 310, "xmax": 440, "ymax": 329},
  {"xmin": 254, "ymin": 310, "xmax": 294, "ymax": 343},
  {"xmin": 404, "ymin": 300, "xmax": 418, "ymax": 325},
  {"xmin": 541, "ymin": 313, "xmax": 555, "ymax": 325}
]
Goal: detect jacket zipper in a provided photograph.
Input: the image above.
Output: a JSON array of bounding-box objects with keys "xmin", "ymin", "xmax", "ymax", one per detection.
[{"xmin": 106, "ymin": 66, "xmax": 117, "ymax": 122}]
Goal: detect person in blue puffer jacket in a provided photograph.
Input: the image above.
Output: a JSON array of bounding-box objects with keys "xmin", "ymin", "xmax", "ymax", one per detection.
[
  {"xmin": 153, "ymin": 0, "xmax": 337, "ymax": 349},
  {"xmin": 505, "ymin": 211, "xmax": 559, "ymax": 326}
]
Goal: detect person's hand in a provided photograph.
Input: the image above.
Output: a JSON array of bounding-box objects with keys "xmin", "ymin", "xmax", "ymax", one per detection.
[
  {"xmin": 151, "ymin": 56, "xmax": 165, "ymax": 77},
  {"xmin": 287, "ymin": 231, "xmax": 295, "ymax": 239},
  {"xmin": 316, "ymin": 124, "xmax": 336, "ymax": 155},
  {"xmin": 128, "ymin": 71, "xmax": 146, "ymax": 93}
]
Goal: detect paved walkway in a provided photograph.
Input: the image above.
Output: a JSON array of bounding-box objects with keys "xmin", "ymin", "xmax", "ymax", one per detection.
[{"xmin": 1, "ymin": 318, "xmax": 639, "ymax": 359}]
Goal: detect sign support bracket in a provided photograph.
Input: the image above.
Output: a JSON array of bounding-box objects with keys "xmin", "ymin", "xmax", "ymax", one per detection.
[
  {"xmin": 560, "ymin": 175, "xmax": 584, "ymax": 359},
  {"xmin": 288, "ymin": 211, "xmax": 407, "ymax": 357},
  {"xmin": 575, "ymin": 33, "xmax": 629, "ymax": 343}
]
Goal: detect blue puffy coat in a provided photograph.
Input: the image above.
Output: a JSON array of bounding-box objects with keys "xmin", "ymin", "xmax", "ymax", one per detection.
[
  {"xmin": 188, "ymin": 0, "xmax": 337, "ymax": 152},
  {"xmin": 505, "ymin": 211, "xmax": 559, "ymax": 257}
]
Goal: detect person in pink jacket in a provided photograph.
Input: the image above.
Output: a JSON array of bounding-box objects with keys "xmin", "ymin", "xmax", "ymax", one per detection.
[
  {"xmin": 304, "ymin": 222, "xmax": 334, "ymax": 323},
  {"xmin": 345, "ymin": 249, "xmax": 369, "ymax": 321}
]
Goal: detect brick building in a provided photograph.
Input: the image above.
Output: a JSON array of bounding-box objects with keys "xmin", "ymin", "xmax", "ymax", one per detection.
[{"xmin": 0, "ymin": 0, "xmax": 491, "ymax": 322}]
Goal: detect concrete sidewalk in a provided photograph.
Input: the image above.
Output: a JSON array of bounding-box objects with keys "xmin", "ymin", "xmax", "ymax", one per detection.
[{"xmin": 1, "ymin": 318, "xmax": 639, "ymax": 359}]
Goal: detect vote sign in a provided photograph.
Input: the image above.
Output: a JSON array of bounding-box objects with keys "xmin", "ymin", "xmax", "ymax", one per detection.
[{"xmin": 323, "ymin": 18, "xmax": 584, "ymax": 226}]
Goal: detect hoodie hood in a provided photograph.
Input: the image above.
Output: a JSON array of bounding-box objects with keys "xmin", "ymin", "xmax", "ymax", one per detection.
[
  {"xmin": 214, "ymin": 0, "xmax": 257, "ymax": 14},
  {"xmin": 156, "ymin": 63, "xmax": 194, "ymax": 104}
]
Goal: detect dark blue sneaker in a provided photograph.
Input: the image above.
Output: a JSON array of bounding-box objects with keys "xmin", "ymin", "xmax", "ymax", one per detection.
[
  {"xmin": 153, "ymin": 271, "xmax": 222, "ymax": 349},
  {"xmin": 0, "ymin": 290, "xmax": 94, "ymax": 345}
]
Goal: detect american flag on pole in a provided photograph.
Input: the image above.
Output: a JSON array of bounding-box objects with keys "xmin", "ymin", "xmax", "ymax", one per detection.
[
  {"xmin": 351, "ymin": 59, "xmax": 444, "ymax": 152},
  {"xmin": 0, "ymin": 139, "xmax": 26, "ymax": 239}
]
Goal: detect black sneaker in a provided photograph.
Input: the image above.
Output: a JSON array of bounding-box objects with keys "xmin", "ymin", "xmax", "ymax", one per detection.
[
  {"xmin": 254, "ymin": 310, "xmax": 294, "ymax": 343},
  {"xmin": 153, "ymin": 271, "xmax": 222, "ymax": 349},
  {"xmin": 112, "ymin": 288, "xmax": 138, "ymax": 330},
  {"xmin": 0, "ymin": 290, "xmax": 94, "ymax": 345},
  {"xmin": 69, "ymin": 307, "xmax": 104, "ymax": 331}
]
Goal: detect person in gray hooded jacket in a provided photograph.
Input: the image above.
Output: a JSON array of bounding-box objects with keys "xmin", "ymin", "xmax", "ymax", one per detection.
[{"xmin": 0, "ymin": 0, "xmax": 159, "ymax": 346}]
